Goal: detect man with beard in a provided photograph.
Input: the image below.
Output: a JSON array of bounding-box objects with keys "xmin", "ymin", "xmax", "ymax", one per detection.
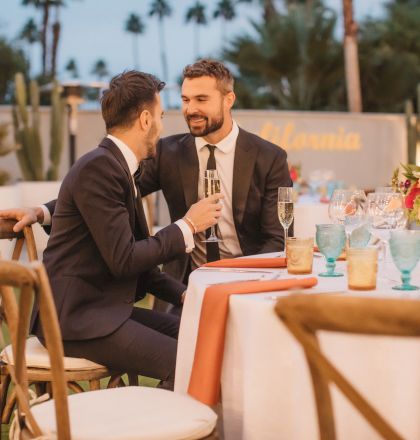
[
  {"xmin": 140, "ymin": 59, "xmax": 292, "ymax": 286},
  {"xmin": 28, "ymin": 71, "xmax": 222, "ymax": 389},
  {"xmin": 1, "ymin": 60, "xmax": 291, "ymax": 285}
]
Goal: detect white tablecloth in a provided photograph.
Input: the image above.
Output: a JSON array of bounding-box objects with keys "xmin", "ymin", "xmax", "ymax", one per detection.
[
  {"xmin": 175, "ymin": 255, "xmax": 420, "ymax": 440},
  {"xmin": 294, "ymin": 197, "xmax": 330, "ymax": 237}
]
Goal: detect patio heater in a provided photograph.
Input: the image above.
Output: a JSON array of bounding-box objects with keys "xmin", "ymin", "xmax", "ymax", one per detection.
[
  {"xmin": 41, "ymin": 81, "xmax": 108, "ymax": 169},
  {"xmin": 61, "ymin": 81, "xmax": 108, "ymax": 167}
]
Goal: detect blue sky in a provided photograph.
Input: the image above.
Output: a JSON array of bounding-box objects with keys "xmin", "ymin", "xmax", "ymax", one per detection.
[{"xmin": 1, "ymin": 0, "xmax": 386, "ymax": 106}]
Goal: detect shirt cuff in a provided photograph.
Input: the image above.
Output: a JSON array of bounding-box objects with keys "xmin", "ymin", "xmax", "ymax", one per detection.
[
  {"xmin": 39, "ymin": 205, "xmax": 51, "ymax": 226},
  {"xmin": 175, "ymin": 219, "xmax": 195, "ymax": 253}
]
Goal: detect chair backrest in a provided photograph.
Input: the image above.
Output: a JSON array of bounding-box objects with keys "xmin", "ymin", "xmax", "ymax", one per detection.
[
  {"xmin": 275, "ymin": 294, "xmax": 420, "ymax": 440},
  {"xmin": 0, "ymin": 219, "xmax": 38, "ymax": 261},
  {"xmin": 0, "ymin": 260, "xmax": 70, "ymax": 439}
]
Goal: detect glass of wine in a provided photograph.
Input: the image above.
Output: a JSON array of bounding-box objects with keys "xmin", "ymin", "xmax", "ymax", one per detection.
[
  {"xmin": 278, "ymin": 187, "xmax": 294, "ymax": 254},
  {"xmin": 203, "ymin": 169, "xmax": 222, "ymax": 243}
]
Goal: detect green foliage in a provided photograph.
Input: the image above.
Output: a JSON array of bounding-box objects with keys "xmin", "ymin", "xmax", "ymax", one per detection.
[
  {"xmin": 225, "ymin": 2, "xmax": 345, "ymax": 110},
  {"xmin": 185, "ymin": 1, "xmax": 207, "ymax": 25},
  {"xmin": 357, "ymin": 0, "xmax": 420, "ymax": 112},
  {"xmin": 0, "ymin": 39, "xmax": 28, "ymax": 104},
  {"xmin": 12, "ymin": 73, "xmax": 65, "ymax": 181}
]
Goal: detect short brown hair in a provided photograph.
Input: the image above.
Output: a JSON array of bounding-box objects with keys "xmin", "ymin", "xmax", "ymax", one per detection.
[
  {"xmin": 101, "ymin": 70, "xmax": 165, "ymax": 131},
  {"xmin": 182, "ymin": 59, "xmax": 234, "ymax": 94}
]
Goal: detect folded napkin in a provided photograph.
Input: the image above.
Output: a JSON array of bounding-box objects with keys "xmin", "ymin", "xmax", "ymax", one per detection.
[
  {"xmin": 188, "ymin": 277, "xmax": 318, "ymax": 405},
  {"xmin": 202, "ymin": 257, "xmax": 287, "ymax": 269},
  {"xmin": 314, "ymin": 246, "xmax": 346, "ymax": 261}
]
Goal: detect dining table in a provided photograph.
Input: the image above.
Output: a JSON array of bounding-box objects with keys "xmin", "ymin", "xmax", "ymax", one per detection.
[{"xmin": 175, "ymin": 252, "xmax": 420, "ymax": 440}]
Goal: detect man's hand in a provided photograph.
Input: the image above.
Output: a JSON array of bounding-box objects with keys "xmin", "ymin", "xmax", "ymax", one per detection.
[
  {"xmin": 0, "ymin": 207, "xmax": 44, "ymax": 232},
  {"xmin": 185, "ymin": 194, "xmax": 223, "ymax": 233}
]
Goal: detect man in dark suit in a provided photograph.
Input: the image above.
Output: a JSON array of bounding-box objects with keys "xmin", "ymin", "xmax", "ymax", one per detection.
[
  {"xmin": 141, "ymin": 59, "xmax": 292, "ymax": 283},
  {"xmin": 2, "ymin": 59, "xmax": 291, "ymax": 284},
  {"xmin": 29, "ymin": 71, "xmax": 222, "ymax": 389}
]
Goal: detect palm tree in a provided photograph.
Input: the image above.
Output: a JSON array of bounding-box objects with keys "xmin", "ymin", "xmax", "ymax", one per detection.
[
  {"xmin": 65, "ymin": 58, "xmax": 79, "ymax": 78},
  {"xmin": 185, "ymin": 1, "xmax": 207, "ymax": 60},
  {"xmin": 21, "ymin": 0, "xmax": 71, "ymax": 79},
  {"xmin": 224, "ymin": 2, "xmax": 346, "ymax": 110},
  {"xmin": 149, "ymin": 0, "xmax": 172, "ymax": 107},
  {"xmin": 51, "ymin": 0, "xmax": 66, "ymax": 78},
  {"xmin": 342, "ymin": 0, "xmax": 362, "ymax": 112},
  {"xmin": 125, "ymin": 13, "xmax": 145, "ymax": 70},
  {"xmin": 91, "ymin": 59, "xmax": 109, "ymax": 81},
  {"xmin": 19, "ymin": 18, "xmax": 39, "ymax": 75},
  {"xmin": 236, "ymin": 0, "xmax": 277, "ymax": 24},
  {"xmin": 213, "ymin": 0, "xmax": 235, "ymax": 48},
  {"xmin": 22, "ymin": 0, "xmax": 51, "ymax": 77}
]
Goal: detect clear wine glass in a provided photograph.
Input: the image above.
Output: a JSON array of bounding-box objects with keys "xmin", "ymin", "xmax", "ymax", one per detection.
[
  {"xmin": 278, "ymin": 187, "xmax": 294, "ymax": 254},
  {"xmin": 202, "ymin": 169, "xmax": 222, "ymax": 243},
  {"xmin": 328, "ymin": 189, "xmax": 367, "ymax": 237},
  {"xmin": 366, "ymin": 191, "xmax": 406, "ymax": 267}
]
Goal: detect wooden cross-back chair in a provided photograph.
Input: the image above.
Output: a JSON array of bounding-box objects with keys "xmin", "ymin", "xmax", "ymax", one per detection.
[
  {"xmin": 275, "ymin": 294, "xmax": 420, "ymax": 440},
  {"xmin": 1, "ymin": 260, "xmax": 217, "ymax": 439},
  {"xmin": 0, "ymin": 219, "xmax": 131, "ymax": 428}
]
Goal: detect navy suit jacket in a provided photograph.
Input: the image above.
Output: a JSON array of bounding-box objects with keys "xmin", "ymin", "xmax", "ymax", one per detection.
[{"xmin": 32, "ymin": 137, "xmax": 186, "ymax": 340}]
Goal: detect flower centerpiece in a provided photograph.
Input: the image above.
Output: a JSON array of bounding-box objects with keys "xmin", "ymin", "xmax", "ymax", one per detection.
[{"xmin": 391, "ymin": 164, "xmax": 420, "ymax": 226}]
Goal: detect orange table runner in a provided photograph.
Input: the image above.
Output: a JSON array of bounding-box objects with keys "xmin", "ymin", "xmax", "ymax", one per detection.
[
  {"xmin": 188, "ymin": 277, "xmax": 318, "ymax": 405},
  {"xmin": 202, "ymin": 257, "xmax": 287, "ymax": 268}
]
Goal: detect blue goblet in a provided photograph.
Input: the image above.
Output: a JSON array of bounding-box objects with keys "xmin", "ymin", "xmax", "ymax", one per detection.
[
  {"xmin": 389, "ymin": 230, "xmax": 420, "ymax": 291},
  {"xmin": 316, "ymin": 224, "xmax": 346, "ymax": 277}
]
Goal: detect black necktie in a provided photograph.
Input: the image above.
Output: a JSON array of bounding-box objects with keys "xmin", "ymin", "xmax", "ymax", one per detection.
[
  {"xmin": 205, "ymin": 144, "xmax": 220, "ymax": 262},
  {"xmin": 133, "ymin": 165, "xmax": 150, "ymax": 237}
]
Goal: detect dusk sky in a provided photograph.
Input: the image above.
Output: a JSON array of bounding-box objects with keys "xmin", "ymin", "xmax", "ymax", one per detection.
[{"xmin": 1, "ymin": 0, "xmax": 387, "ymax": 107}]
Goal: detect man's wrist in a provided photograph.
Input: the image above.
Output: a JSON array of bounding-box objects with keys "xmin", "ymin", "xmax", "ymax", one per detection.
[{"xmin": 35, "ymin": 206, "xmax": 45, "ymax": 224}]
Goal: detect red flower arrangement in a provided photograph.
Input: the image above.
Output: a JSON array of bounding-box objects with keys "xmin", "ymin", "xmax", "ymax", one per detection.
[{"xmin": 392, "ymin": 164, "xmax": 420, "ymax": 224}]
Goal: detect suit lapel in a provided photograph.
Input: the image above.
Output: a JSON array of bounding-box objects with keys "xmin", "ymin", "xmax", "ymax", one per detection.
[
  {"xmin": 233, "ymin": 128, "xmax": 259, "ymax": 226},
  {"xmin": 178, "ymin": 134, "xmax": 199, "ymax": 206},
  {"xmin": 99, "ymin": 137, "xmax": 137, "ymax": 231}
]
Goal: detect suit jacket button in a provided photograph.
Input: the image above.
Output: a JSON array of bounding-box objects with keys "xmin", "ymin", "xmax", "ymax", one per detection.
[{"xmin": 125, "ymin": 297, "xmax": 134, "ymax": 304}]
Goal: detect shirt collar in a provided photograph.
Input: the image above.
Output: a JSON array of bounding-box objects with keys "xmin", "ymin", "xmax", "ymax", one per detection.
[
  {"xmin": 107, "ymin": 134, "xmax": 139, "ymax": 177},
  {"xmin": 195, "ymin": 120, "xmax": 239, "ymax": 154}
]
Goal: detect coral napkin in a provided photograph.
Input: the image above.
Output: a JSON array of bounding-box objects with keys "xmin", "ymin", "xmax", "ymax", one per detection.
[
  {"xmin": 202, "ymin": 257, "xmax": 287, "ymax": 268},
  {"xmin": 188, "ymin": 276, "xmax": 318, "ymax": 405}
]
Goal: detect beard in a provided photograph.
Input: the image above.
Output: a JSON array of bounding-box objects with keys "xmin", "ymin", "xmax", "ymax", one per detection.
[
  {"xmin": 144, "ymin": 124, "xmax": 159, "ymax": 160},
  {"xmin": 186, "ymin": 113, "xmax": 224, "ymax": 137}
]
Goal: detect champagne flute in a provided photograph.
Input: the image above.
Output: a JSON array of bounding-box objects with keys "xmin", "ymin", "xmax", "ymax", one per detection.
[
  {"xmin": 202, "ymin": 169, "xmax": 222, "ymax": 243},
  {"xmin": 278, "ymin": 187, "xmax": 294, "ymax": 254}
]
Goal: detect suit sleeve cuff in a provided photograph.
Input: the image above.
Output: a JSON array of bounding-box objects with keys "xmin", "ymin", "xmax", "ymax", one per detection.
[
  {"xmin": 175, "ymin": 219, "xmax": 195, "ymax": 253},
  {"xmin": 39, "ymin": 205, "xmax": 51, "ymax": 225}
]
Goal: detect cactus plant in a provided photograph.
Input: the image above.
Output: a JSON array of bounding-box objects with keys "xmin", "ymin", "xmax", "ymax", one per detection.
[
  {"xmin": 0, "ymin": 122, "xmax": 16, "ymax": 185},
  {"xmin": 12, "ymin": 72, "xmax": 65, "ymax": 181}
]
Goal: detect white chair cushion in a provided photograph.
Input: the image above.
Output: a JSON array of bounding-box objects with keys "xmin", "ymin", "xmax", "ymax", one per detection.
[
  {"xmin": 31, "ymin": 386, "xmax": 217, "ymax": 440},
  {"xmin": 1, "ymin": 337, "xmax": 104, "ymax": 370}
]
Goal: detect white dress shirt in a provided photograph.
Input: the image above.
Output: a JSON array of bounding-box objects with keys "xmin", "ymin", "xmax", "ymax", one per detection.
[
  {"xmin": 191, "ymin": 121, "xmax": 243, "ymax": 268},
  {"xmin": 41, "ymin": 134, "xmax": 194, "ymax": 253}
]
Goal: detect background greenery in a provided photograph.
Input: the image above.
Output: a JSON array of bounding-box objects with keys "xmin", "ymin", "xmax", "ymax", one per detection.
[{"xmin": 0, "ymin": 0, "xmax": 418, "ymax": 112}]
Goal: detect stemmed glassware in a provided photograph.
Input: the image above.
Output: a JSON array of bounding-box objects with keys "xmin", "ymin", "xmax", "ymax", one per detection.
[
  {"xmin": 389, "ymin": 230, "xmax": 420, "ymax": 291},
  {"xmin": 277, "ymin": 187, "xmax": 294, "ymax": 254},
  {"xmin": 366, "ymin": 192, "xmax": 406, "ymax": 250},
  {"xmin": 202, "ymin": 169, "xmax": 222, "ymax": 243},
  {"xmin": 328, "ymin": 189, "xmax": 367, "ymax": 237},
  {"xmin": 316, "ymin": 224, "xmax": 346, "ymax": 277}
]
